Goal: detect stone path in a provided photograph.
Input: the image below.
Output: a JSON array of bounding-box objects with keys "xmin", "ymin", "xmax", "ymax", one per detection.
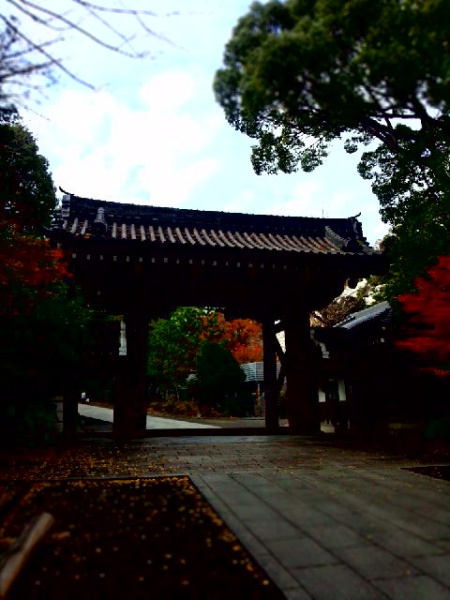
[
  {"xmin": 2, "ymin": 435, "xmax": 449, "ymax": 598},
  {"xmin": 194, "ymin": 463, "xmax": 450, "ymax": 599},
  {"xmin": 78, "ymin": 403, "xmax": 219, "ymax": 429}
]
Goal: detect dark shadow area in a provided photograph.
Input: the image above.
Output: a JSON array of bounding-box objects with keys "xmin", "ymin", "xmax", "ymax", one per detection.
[
  {"xmin": 78, "ymin": 415, "xmax": 112, "ymax": 433},
  {"xmin": 405, "ymin": 465, "xmax": 450, "ymax": 482}
]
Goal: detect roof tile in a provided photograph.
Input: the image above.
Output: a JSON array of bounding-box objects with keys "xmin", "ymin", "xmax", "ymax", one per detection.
[{"xmin": 51, "ymin": 194, "xmax": 377, "ymax": 257}]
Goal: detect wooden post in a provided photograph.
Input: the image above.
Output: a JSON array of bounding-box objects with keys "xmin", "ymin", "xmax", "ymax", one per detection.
[
  {"xmin": 113, "ymin": 309, "xmax": 149, "ymax": 439},
  {"xmin": 262, "ymin": 317, "xmax": 279, "ymax": 433},
  {"xmin": 63, "ymin": 386, "xmax": 79, "ymax": 439},
  {"xmin": 284, "ymin": 307, "xmax": 320, "ymax": 434}
]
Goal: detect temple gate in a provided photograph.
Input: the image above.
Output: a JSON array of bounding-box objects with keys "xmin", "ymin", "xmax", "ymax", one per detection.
[{"xmin": 51, "ymin": 193, "xmax": 386, "ymax": 438}]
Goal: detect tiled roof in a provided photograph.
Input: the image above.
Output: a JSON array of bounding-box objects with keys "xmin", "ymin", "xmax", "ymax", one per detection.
[
  {"xmin": 52, "ymin": 194, "xmax": 377, "ymax": 256},
  {"xmin": 335, "ymin": 301, "xmax": 392, "ymax": 330}
]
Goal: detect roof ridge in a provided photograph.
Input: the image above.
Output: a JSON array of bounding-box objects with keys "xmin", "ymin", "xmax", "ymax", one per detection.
[
  {"xmin": 51, "ymin": 193, "xmax": 381, "ymax": 258},
  {"xmin": 55, "ymin": 193, "xmax": 373, "ymax": 241}
]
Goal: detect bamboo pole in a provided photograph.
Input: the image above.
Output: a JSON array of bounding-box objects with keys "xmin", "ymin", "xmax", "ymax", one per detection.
[{"xmin": 0, "ymin": 512, "xmax": 54, "ymax": 596}]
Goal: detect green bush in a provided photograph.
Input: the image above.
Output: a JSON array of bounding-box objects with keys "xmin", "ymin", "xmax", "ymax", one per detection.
[
  {"xmin": 0, "ymin": 396, "xmax": 58, "ymax": 447},
  {"xmin": 191, "ymin": 341, "xmax": 252, "ymax": 416}
]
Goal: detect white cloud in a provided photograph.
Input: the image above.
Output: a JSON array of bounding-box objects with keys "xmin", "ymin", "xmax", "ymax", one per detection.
[
  {"xmin": 23, "ymin": 70, "xmax": 222, "ymax": 206},
  {"xmin": 223, "ymin": 190, "xmax": 256, "ymax": 213},
  {"xmin": 139, "ymin": 71, "xmax": 197, "ymax": 110},
  {"xmin": 136, "ymin": 157, "xmax": 220, "ymax": 207},
  {"xmin": 263, "ymin": 181, "xmax": 325, "ymax": 217}
]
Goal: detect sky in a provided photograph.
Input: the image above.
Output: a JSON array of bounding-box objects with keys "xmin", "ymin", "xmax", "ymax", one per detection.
[{"xmin": 15, "ymin": 0, "xmax": 389, "ymax": 246}]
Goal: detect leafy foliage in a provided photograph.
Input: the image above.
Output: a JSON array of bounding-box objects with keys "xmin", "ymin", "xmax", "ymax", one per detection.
[
  {"xmin": 147, "ymin": 307, "xmax": 225, "ymax": 396},
  {"xmin": 147, "ymin": 307, "xmax": 262, "ymax": 411},
  {"xmin": 0, "ymin": 121, "xmax": 56, "ymax": 231},
  {"xmin": 214, "ymin": 0, "xmax": 450, "ymax": 293},
  {"xmin": 396, "ymin": 256, "xmax": 450, "ymax": 376},
  {"xmin": 0, "ymin": 120, "xmax": 92, "ymax": 444},
  {"xmin": 222, "ymin": 317, "xmax": 263, "ymax": 363},
  {"xmin": 193, "ymin": 341, "xmax": 249, "ymax": 415},
  {"xmin": 0, "ymin": 232, "xmax": 70, "ymax": 315},
  {"xmin": 0, "ymin": 247, "xmax": 92, "ymax": 444}
]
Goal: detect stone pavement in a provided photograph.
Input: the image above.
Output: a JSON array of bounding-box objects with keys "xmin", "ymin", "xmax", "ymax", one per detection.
[
  {"xmin": 2, "ymin": 435, "xmax": 449, "ymax": 598},
  {"xmin": 78, "ymin": 403, "xmax": 219, "ymax": 429}
]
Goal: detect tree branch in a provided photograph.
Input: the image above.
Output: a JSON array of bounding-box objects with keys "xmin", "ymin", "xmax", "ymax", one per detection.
[
  {"xmin": 5, "ymin": 0, "xmax": 148, "ymax": 58},
  {"xmin": 1, "ymin": 16, "xmax": 95, "ymax": 89},
  {"xmin": 1, "ymin": 0, "xmax": 181, "ymax": 97}
]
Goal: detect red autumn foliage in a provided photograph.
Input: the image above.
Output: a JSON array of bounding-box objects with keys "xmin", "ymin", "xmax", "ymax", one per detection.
[
  {"xmin": 396, "ymin": 256, "xmax": 450, "ymax": 375},
  {"xmin": 199, "ymin": 313, "xmax": 263, "ymax": 363},
  {"xmin": 0, "ymin": 226, "xmax": 71, "ymax": 315},
  {"xmin": 224, "ymin": 318, "xmax": 263, "ymax": 363}
]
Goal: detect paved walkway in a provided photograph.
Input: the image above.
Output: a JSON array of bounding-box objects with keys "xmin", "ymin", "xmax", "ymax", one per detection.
[
  {"xmin": 2, "ymin": 435, "xmax": 449, "ymax": 598},
  {"xmin": 78, "ymin": 403, "xmax": 219, "ymax": 429}
]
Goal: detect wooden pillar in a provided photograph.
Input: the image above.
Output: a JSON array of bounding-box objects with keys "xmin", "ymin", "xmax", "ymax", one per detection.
[
  {"xmin": 113, "ymin": 309, "xmax": 149, "ymax": 439},
  {"xmin": 262, "ymin": 317, "xmax": 279, "ymax": 433},
  {"xmin": 63, "ymin": 387, "xmax": 79, "ymax": 439},
  {"xmin": 62, "ymin": 360, "xmax": 80, "ymax": 438},
  {"xmin": 284, "ymin": 308, "xmax": 320, "ymax": 435}
]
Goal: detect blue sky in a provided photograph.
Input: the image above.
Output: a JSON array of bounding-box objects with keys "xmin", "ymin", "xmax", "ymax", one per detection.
[{"xmin": 19, "ymin": 0, "xmax": 389, "ymax": 246}]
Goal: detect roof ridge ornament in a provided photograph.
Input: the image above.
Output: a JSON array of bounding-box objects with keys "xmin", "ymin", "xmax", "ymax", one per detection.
[
  {"xmin": 93, "ymin": 207, "xmax": 108, "ymax": 235},
  {"xmin": 324, "ymin": 226, "xmax": 348, "ymax": 250},
  {"xmin": 60, "ymin": 194, "xmax": 71, "ymax": 220},
  {"xmin": 348, "ymin": 214, "xmax": 371, "ymax": 250}
]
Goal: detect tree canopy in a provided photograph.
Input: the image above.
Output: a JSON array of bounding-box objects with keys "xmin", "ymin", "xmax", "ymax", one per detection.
[
  {"xmin": 147, "ymin": 307, "xmax": 224, "ymax": 394},
  {"xmin": 0, "ymin": 121, "xmax": 61, "ymax": 316},
  {"xmin": 214, "ymin": 0, "xmax": 450, "ymax": 294},
  {"xmin": 0, "ymin": 121, "xmax": 56, "ymax": 231},
  {"xmin": 147, "ymin": 307, "xmax": 262, "ymax": 401}
]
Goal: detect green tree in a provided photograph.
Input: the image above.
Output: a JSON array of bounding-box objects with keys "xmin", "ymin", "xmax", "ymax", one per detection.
[
  {"xmin": 193, "ymin": 341, "xmax": 249, "ymax": 415},
  {"xmin": 147, "ymin": 307, "xmax": 261, "ymax": 409},
  {"xmin": 0, "ymin": 120, "xmax": 61, "ymax": 317},
  {"xmin": 147, "ymin": 307, "xmax": 226, "ymax": 399},
  {"xmin": 0, "ymin": 120, "xmax": 92, "ymax": 444},
  {"xmin": 0, "ymin": 121, "xmax": 56, "ymax": 232},
  {"xmin": 214, "ymin": 0, "xmax": 450, "ymax": 294},
  {"xmin": 0, "ymin": 283, "xmax": 92, "ymax": 444}
]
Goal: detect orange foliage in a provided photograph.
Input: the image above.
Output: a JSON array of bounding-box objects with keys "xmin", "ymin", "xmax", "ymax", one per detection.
[
  {"xmin": 199, "ymin": 313, "xmax": 263, "ymax": 364},
  {"xmin": 224, "ymin": 318, "xmax": 263, "ymax": 363}
]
